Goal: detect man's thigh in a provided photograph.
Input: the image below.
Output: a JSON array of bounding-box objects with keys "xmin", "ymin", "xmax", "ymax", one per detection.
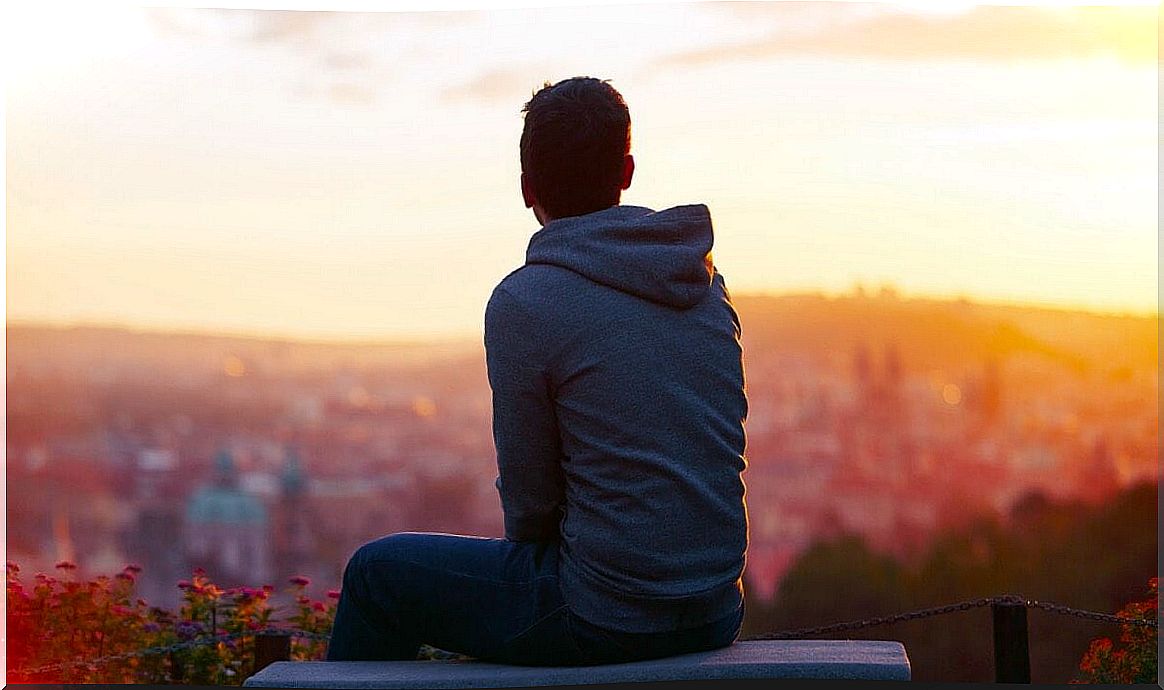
[{"xmin": 340, "ymin": 532, "xmax": 582, "ymax": 664}]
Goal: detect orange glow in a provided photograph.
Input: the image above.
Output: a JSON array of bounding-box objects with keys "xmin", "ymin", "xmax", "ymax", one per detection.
[
  {"xmin": 4, "ymin": 4, "xmax": 1155, "ymax": 340},
  {"xmin": 412, "ymin": 396, "xmax": 437, "ymax": 418},
  {"xmin": 223, "ymin": 355, "xmax": 247, "ymax": 377}
]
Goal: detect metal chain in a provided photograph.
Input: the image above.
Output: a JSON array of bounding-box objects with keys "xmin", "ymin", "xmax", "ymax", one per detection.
[
  {"xmin": 1022, "ymin": 597, "xmax": 1159, "ymax": 629},
  {"xmin": 15, "ymin": 595, "xmax": 1155, "ymax": 675},
  {"xmin": 290, "ymin": 630, "xmax": 335, "ymax": 642},
  {"xmin": 742, "ymin": 594, "xmax": 1157, "ymax": 641},
  {"xmin": 12, "ymin": 626, "xmax": 339, "ymax": 677},
  {"xmin": 11, "ymin": 630, "xmax": 252, "ymax": 678},
  {"xmin": 744, "ymin": 596, "xmax": 996, "ymax": 640}
]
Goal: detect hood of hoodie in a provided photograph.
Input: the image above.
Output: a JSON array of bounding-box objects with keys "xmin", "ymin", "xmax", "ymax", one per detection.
[{"xmin": 524, "ymin": 204, "xmax": 715, "ymax": 309}]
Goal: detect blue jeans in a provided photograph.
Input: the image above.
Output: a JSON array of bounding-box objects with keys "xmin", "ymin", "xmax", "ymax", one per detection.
[{"xmin": 326, "ymin": 532, "xmax": 744, "ymax": 666}]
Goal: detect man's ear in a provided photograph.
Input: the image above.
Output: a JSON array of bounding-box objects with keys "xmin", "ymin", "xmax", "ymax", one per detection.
[
  {"xmin": 621, "ymin": 155, "xmax": 635, "ymax": 191},
  {"xmin": 521, "ymin": 172, "xmax": 536, "ymax": 209}
]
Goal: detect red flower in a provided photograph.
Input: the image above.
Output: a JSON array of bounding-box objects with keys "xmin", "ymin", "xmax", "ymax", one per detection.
[
  {"xmin": 326, "ymin": 589, "xmax": 341, "ymax": 599},
  {"xmin": 289, "ymin": 575, "xmax": 311, "ymax": 587},
  {"xmin": 55, "ymin": 561, "xmax": 77, "ymax": 571}
]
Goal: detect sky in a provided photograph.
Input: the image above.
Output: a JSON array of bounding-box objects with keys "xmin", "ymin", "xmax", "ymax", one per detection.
[{"xmin": 5, "ymin": 1, "xmax": 1158, "ymax": 340}]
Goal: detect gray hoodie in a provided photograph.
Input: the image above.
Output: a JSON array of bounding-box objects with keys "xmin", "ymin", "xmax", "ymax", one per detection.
[{"xmin": 484, "ymin": 204, "xmax": 748, "ymax": 634}]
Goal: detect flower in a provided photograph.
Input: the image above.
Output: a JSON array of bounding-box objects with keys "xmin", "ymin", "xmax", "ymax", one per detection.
[
  {"xmin": 177, "ymin": 579, "xmax": 192, "ymax": 590},
  {"xmin": 123, "ymin": 564, "xmax": 143, "ymax": 574},
  {"xmin": 176, "ymin": 621, "xmax": 204, "ymax": 640},
  {"xmin": 55, "ymin": 561, "xmax": 77, "ymax": 571},
  {"xmin": 289, "ymin": 575, "xmax": 311, "ymax": 587},
  {"xmin": 326, "ymin": 589, "xmax": 341, "ymax": 599}
]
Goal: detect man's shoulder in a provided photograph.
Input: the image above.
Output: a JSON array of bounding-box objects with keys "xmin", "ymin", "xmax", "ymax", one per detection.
[{"xmin": 491, "ymin": 264, "xmax": 584, "ymax": 308}]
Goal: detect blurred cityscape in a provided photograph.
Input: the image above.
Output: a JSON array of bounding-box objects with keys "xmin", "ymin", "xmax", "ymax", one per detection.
[{"xmin": 6, "ymin": 288, "xmax": 1157, "ymax": 609}]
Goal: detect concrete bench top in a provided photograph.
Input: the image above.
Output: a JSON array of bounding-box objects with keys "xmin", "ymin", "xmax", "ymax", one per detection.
[{"xmin": 243, "ymin": 640, "xmax": 911, "ymax": 688}]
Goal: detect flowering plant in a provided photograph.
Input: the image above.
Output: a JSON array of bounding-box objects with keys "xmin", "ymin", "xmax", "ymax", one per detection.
[
  {"xmin": 1076, "ymin": 577, "xmax": 1158, "ymax": 684},
  {"xmin": 6, "ymin": 562, "xmax": 337, "ymax": 685}
]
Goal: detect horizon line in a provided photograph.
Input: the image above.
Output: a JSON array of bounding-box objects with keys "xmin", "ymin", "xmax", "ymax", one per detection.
[{"xmin": 7, "ymin": 288, "xmax": 1158, "ymax": 347}]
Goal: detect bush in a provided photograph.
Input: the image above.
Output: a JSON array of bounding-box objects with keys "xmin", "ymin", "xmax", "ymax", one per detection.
[
  {"xmin": 6, "ymin": 561, "xmax": 337, "ymax": 684},
  {"xmin": 1075, "ymin": 577, "xmax": 1158, "ymax": 684}
]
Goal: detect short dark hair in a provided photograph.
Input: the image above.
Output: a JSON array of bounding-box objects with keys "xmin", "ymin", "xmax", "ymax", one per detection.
[{"xmin": 520, "ymin": 77, "xmax": 631, "ymax": 220}]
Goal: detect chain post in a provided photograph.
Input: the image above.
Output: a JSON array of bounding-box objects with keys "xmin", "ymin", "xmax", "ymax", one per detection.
[
  {"xmin": 169, "ymin": 649, "xmax": 184, "ymax": 683},
  {"xmin": 254, "ymin": 632, "xmax": 292, "ymax": 674},
  {"xmin": 992, "ymin": 598, "xmax": 1031, "ymax": 683}
]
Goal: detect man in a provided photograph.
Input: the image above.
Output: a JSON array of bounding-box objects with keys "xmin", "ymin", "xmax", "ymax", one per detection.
[{"xmin": 327, "ymin": 77, "xmax": 748, "ymax": 666}]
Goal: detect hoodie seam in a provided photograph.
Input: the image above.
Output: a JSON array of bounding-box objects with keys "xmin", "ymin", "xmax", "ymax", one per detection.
[{"xmin": 492, "ymin": 282, "xmax": 568, "ymax": 392}]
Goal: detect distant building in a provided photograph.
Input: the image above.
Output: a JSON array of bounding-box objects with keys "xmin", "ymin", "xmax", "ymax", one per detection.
[
  {"xmin": 273, "ymin": 444, "xmax": 315, "ymax": 581},
  {"xmin": 184, "ymin": 448, "xmax": 270, "ymax": 587},
  {"xmin": 120, "ymin": 445, "xmax": 186, "ymax": 608}
]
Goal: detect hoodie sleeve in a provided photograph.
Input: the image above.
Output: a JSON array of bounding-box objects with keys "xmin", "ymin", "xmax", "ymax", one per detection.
[{"xmin": 484, "ymin": 284, "xmax": 566, "ymax": 543}]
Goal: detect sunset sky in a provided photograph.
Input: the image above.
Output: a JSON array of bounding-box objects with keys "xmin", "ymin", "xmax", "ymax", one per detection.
[{"xmin": 5, "ymin": 1, "xmax": 1158, "ymax": 340}]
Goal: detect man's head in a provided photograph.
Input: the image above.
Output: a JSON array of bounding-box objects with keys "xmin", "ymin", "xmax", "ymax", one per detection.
[{"xmin": 519, "ymin": 77, "xmax": 634, "ymax": 225}]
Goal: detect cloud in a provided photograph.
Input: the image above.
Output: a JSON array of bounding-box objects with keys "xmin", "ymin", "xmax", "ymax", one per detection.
[
  {"xmin": 144, "ymin": 8, "xmax": 328, "ymax": 46},
  {"xmin": 145, "ymin": 8, "xmax": 490, "ymax": 108},
  {"xmin": 657, "ymin": 5, "xmax": 1156, "ymax": 67},
  {"xmin": 441, "ymin": 68, "xmax": 551, "ymax": 105}
]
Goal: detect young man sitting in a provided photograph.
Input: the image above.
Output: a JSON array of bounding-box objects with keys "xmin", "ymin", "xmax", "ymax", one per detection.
[{"xmin": 326, "ymin": 76, "xmax": 749, "ymax": 666}]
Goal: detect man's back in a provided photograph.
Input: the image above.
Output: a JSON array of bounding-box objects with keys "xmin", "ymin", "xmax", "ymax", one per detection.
[
  {"xmin": 486, "ymin": 203, "xmax": 749, "ymax": 634},
  {"xmin": 328, "ymin": 77, "xmax": 747, "ymax": 666}
]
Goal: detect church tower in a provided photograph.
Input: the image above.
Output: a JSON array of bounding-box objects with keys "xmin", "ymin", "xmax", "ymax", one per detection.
[{"xmin": 274, "ymin": 444, "xmax": 315, "ymax": 580}]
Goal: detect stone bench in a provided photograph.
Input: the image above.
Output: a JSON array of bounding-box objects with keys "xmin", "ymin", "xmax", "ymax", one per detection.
[{"xmin": 243, "ymin": 640, "xmax": 911, "ymax": 687}]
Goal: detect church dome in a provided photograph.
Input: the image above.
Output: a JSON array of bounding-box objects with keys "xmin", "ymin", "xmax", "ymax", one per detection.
[
  {"xmin": 186, "ymin": 447, "xmax": 267, "ymax": 525},
  {"xmin": 186, "ymin": 485, "xmax": 268, "ymax": 525}
]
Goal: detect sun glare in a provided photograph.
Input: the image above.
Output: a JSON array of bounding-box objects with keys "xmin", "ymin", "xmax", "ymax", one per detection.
[{"xmin": 4, "ymin": 4, "xmax": 149, "ymax": 83}]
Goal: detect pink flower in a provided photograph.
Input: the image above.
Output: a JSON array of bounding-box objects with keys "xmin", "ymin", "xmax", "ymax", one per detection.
[
  {"xmin": 312, "ymin": 601, "xmax": 326, "ymax": 612},
  {"xmin": 123, "ymin": 564, "xmax": 143, "ymax": 574},
  {"xmin": 177, "ymin": 579, "xmax": 192, "ymax": 590},
  {"xmin": 289, "ymin": 575, "xmax": 311, "ymax": 587},
  {"xmin": 326, "ymin": 589, "xmax": 341, "ymax": 599}
]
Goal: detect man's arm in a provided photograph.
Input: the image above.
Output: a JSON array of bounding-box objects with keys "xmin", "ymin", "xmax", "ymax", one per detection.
[{"xmin": 484, "ymin": 285, "xmax": 566, "ymax": 542}]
